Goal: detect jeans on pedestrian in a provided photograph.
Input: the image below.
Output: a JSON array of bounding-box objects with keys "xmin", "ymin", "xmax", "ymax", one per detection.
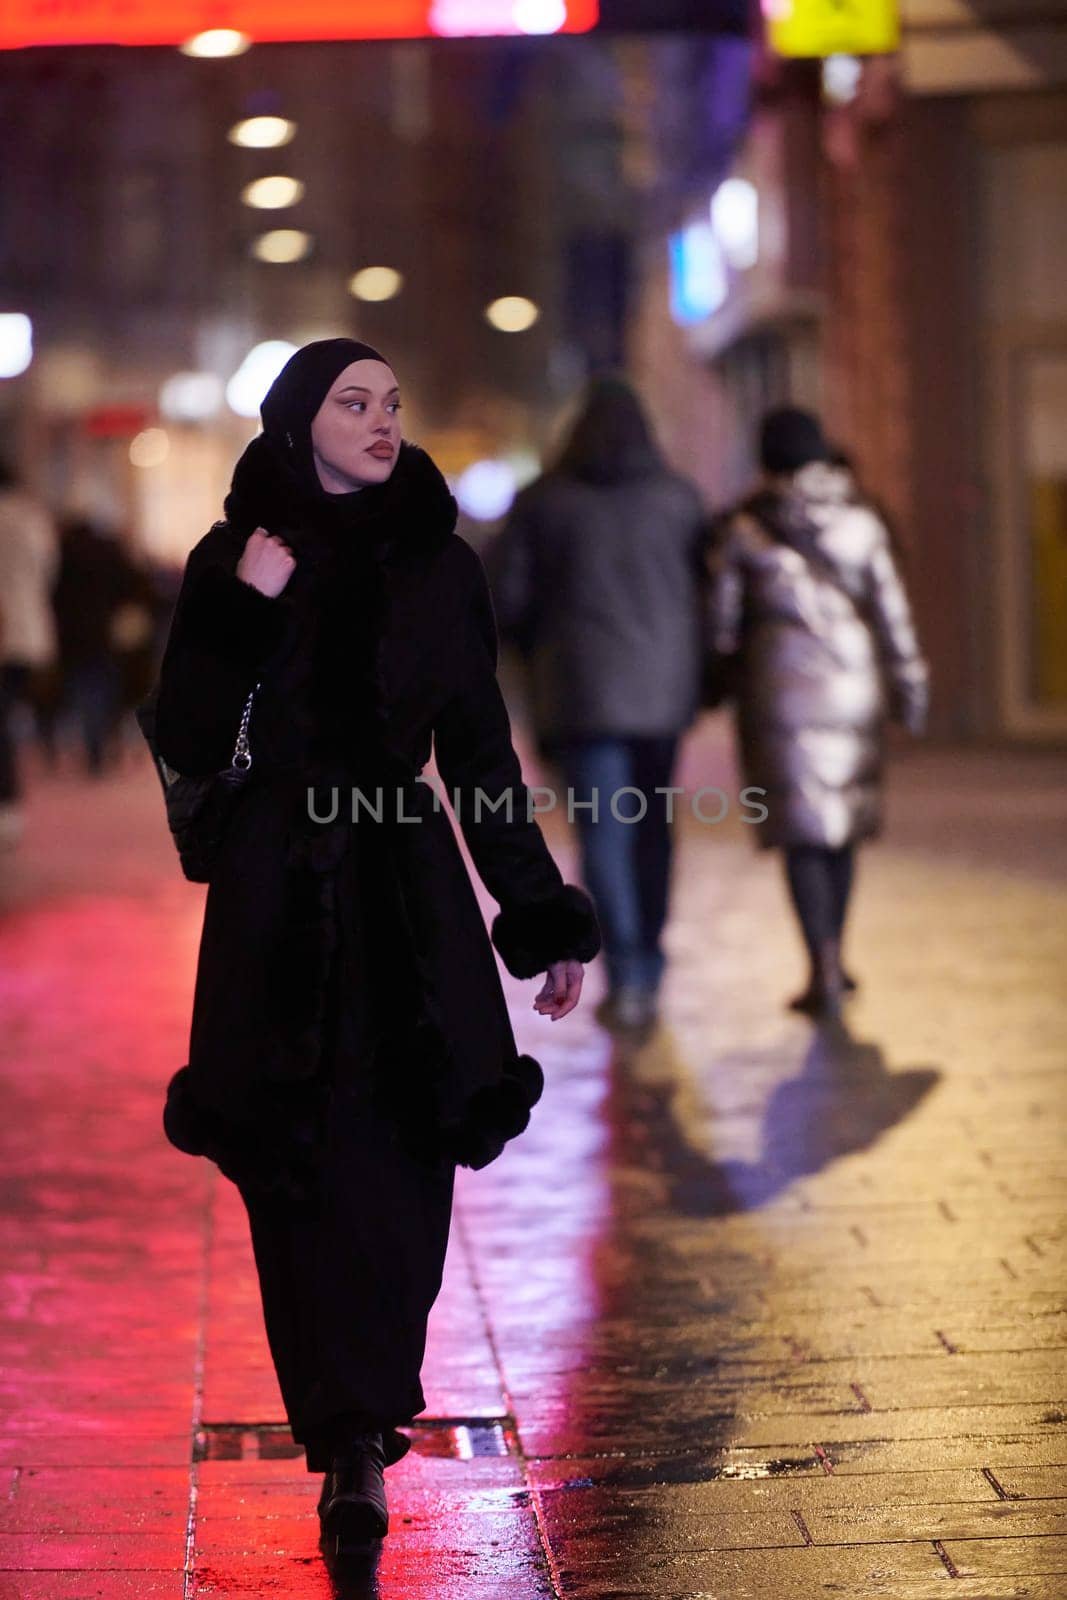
[
  {"xmin": 555, "ymin": 734, "xmax": 679, "ymax": 996},
  {"xmin": 67, "ymin": 656, "xmax": 122, "ymax": 775},
  {"xmin": 0, "ymin": 663, "xmax": 32, "ymax": 805}
]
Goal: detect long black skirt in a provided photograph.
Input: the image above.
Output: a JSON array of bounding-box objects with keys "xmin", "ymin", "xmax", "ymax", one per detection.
[{"xmin": 238, "ymin": 831, "xmax": 457, "ymax": 1474}]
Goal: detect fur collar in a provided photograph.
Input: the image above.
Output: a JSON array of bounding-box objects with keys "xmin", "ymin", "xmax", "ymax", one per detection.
[{"xmin": 224, "ymin": 434, "xmax": 458, "ymax": 564}]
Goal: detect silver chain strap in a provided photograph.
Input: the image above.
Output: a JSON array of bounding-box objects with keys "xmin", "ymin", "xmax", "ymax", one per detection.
[{"xmin": 230, "ymin": 682, "xmax": 260, "ymax": 775}]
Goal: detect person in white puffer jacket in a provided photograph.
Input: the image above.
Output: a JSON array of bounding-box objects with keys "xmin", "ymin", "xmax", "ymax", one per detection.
[{"xmin": 0, "ymin": 458, "xmax": 59, "ymax": 844}]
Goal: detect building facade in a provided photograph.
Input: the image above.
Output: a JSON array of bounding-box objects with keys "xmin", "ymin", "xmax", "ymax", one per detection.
[{"xmin": 631, "ymin": 2, "xmax": 1067, "ymax": 743}]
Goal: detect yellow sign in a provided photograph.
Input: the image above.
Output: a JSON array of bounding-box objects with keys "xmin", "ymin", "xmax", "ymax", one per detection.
[{"xmin": 766, "ymin": 0, "xmax": 899, "ymax": 58}]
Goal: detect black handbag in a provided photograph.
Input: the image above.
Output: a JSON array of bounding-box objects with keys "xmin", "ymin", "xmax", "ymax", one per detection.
[{"xmin": 135, "ymin": 682, "xmax": 259, "ymax": 884}]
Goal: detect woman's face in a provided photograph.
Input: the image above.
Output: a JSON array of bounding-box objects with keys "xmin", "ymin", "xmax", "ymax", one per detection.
[{"xmin": 310, "ymin": 359, "xmax": 402, "ymax": 493}]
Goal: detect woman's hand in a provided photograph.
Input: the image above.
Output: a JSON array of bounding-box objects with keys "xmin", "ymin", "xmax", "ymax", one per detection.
[
  {"xmin": 533, "ymin": 959, "xmax": 584, "ymax": 1021},
  {"xmin": 236, "ymin": 528, "xmax": 296, "ymax": 598}
]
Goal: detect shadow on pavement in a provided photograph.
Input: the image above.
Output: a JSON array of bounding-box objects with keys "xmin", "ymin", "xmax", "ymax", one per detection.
[{"xmin": 611, "ymin": 1019, "xmax": 940, "ymax": 1219}]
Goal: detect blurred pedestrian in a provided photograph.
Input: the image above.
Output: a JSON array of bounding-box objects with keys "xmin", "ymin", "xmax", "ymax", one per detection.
[
  {"xmin": 707, "ymin": 407, "xmax": 928, "ymax": 1017},
  {"xmin": 0, "ymin": 458, "xmax": 59, "ymax": 847},
  {"xmin": 152, "ymin": 340, "xmax": 599, "ymax": 1558},
  {"xmin": 491, "ymin": 376, "xmax": 707, "ymax": 1034},
  {"xmin": 52, "ymin": 515, "xmax": 157, "ymax": 775}
]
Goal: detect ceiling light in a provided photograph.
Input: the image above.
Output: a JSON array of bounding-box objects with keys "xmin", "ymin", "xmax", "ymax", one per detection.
[
  {"xmin": 241, "ymin": 176, "xmax": 306, "ymax": 210},
  {"xmin": 251, "ymin": 229, "xmax": 313, "ymax": 264},
  {"xmin": 485, "ymin": 296, "xmax": 540, "ymax": 333},
  {"xmin": 180, "ymin": 29, "xmax": 251, "ymax": 58},
  {"xmin": 348, "ymin": 267, "xmax": 405, "ymax": 303},
  {"xmin": 229, "ymin": 116, "xmax": 296, "ymax": 150}
]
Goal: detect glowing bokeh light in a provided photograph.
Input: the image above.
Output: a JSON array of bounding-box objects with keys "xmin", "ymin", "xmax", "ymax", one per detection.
[
  {"xmin": 241, "ymin": 176, "xmax": 306, "ymax": 210},
  {"xmin": 514, "ymin": 0, "xmax": 568, "ymax": 32},
  {"xmin": 669, "ymin": 223, "xmax": 727, "ymax": 327},
  {"xmin": 0, "ymin": 314, "xmax": 33, "ymax": 379},
  {"xmin": 823, "ymin": 53, "xmax": 864, "ymax": 104},
  {"xmin": 159, "ymin": 371, "xmax": 225, "ymax": 423},
  {"xmin": 251, "ymin": 229, "xmax": 313, "ymax": 264},
  {"xmin": 711, "ymin": 178, "xmax": 759, "ymax": 271},
  {"xmin": 129, "ymin": 428, "xmax": 171, "ymax": 469},
  {"xmin": 485, "ymin": 296, "xmax": 541, "ymax": 333},
  {"xmin": 179, "ymin": 28, "xmax": 250, "ymax": 56},
  {"xmin": 229, "ymin": 116, "xmax": 297, "ymax": 150},
  {"xmin": 456, "ymin": 459, "xmax": 518, "ymax": 521},
  {"xmin": 431, "ymin": 0, "xmax": 571, "ymax": 35},
  {"xmin": 226, "ymin": 341, "xmax": 298, "ymax": 419},
  {"xmin": 349, "ymin": 267, "xmax": 405, "ymax": 303}
]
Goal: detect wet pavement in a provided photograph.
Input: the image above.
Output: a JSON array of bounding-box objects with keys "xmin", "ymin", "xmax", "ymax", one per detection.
[{"xmin": 1, "ymin": 728, "xmax": 1065, "ymax": 1599}]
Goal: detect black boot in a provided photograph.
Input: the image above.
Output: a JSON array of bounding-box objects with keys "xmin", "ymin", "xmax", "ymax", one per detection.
[
  {"xmin": 789, "ymin": 938, "xmax": 846, "ymax": 1019},
  {"xmin": 318, "ymin": 1432, "xmax": 389, "ymax": 1553}
]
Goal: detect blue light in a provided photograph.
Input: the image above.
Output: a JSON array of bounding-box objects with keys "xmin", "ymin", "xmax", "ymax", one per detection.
[{"xmin": 669, "ymin": 222, "xmax": 728, "ymax": 328}]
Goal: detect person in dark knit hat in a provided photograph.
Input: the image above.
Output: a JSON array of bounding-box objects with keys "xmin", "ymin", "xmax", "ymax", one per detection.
[
  {"xmin": 152, "ymin": 339, "xmax": 600, "ymax": 1558},
  {"xmin": 706, "ymin": 405, "xmax": 927, "ymax": 1016}
]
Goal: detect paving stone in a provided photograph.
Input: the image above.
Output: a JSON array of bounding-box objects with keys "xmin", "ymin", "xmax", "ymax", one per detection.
[
  {"xmin": 991, "ymin": 1465, "xmax": 1067, "ymax": 1499},
  {"xmin": 0, "ymin": 1577, "xmax": 184, "ymax": 1598},
  {"xmin": 553, "ymin": 1536, "xmax": 944, "ymax": 1593},
  {"xmin": 803, "ymin": 1498, "xmax": 1067, "ymax": 1543},
  {"xmin": 937, "ymin": 1533, "xmax": 1067, "ymax": 1577},
  {"xmin": 0, "ymin": 1532, "xmax": 185, "ymax": 1570}
]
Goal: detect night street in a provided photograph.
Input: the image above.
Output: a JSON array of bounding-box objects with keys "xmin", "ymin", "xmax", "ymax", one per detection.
[{"xmin": 1, "ymin": 726, "xmax": 1064, "ymax": 1598}]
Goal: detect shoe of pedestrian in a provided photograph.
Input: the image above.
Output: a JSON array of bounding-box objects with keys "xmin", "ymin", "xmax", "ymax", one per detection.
[
  {"xmin": 790, "ymin": 977, "xmax": 858, "ymax": 1013},
  {"xmin": 596, "ymin": 986, "xmax": 658, "ymax": 1035},
  {"xmin": 318, "ymin": 1432, "xmax": 389, "ymax": 1553},
  {"xmin": 789, "ymin": 940, "xmax": 846, "ymax": 1019}
]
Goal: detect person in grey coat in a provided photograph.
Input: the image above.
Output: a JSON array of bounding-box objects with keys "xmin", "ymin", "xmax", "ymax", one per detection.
[
  {"xmin": 708, "ymin": 407, "xmax": 928, "ymax": 1017},
  {"xmin": 490, "ymin": 377, "xmax": 707, "ymax": 1032}
]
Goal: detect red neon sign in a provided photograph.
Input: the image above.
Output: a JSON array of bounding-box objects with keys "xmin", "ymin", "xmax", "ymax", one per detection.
[{"xmin": 0, "ymin": 0, "xmax": 598, "ymax": 49}]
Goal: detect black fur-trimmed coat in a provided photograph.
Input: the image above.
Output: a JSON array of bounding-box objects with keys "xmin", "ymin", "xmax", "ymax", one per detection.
[{"xmin": 154, "ymin": 438, "xmax": 600, "ymax": 1193}]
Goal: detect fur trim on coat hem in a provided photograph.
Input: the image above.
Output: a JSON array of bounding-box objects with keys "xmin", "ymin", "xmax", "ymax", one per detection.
[
  {"xmin": 437, "ymin": 1054, "xmax": 544, "ymax": 1171},
  {"xmin": 491, "ymin": 883, "xmax": 601, "ymax": 979},
  {"xmin": 162, "ymin": 1066, "xmax": 321, "ymax": 1202},
  {"xmin": 163, "ymin": 1052, "xmax": 546, "ymax": 1186}
]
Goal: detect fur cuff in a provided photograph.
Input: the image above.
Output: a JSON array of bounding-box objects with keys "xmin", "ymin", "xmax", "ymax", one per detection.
[
  {"xmin": 441, "ymin": 1054, "xmax": 545, "ymax": 1171},
  {"xmin": 183, "ymin": 564, "xmax": 288, "ymax": 667},
  {"xmin": 491, "ymin": 883, "xmax": 601, "ymax": 979}
]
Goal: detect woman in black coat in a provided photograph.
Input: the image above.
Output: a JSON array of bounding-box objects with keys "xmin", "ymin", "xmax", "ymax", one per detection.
[{"xmin": 154, "ymin": 339, "xmax": 600, "ymax": 1555}]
